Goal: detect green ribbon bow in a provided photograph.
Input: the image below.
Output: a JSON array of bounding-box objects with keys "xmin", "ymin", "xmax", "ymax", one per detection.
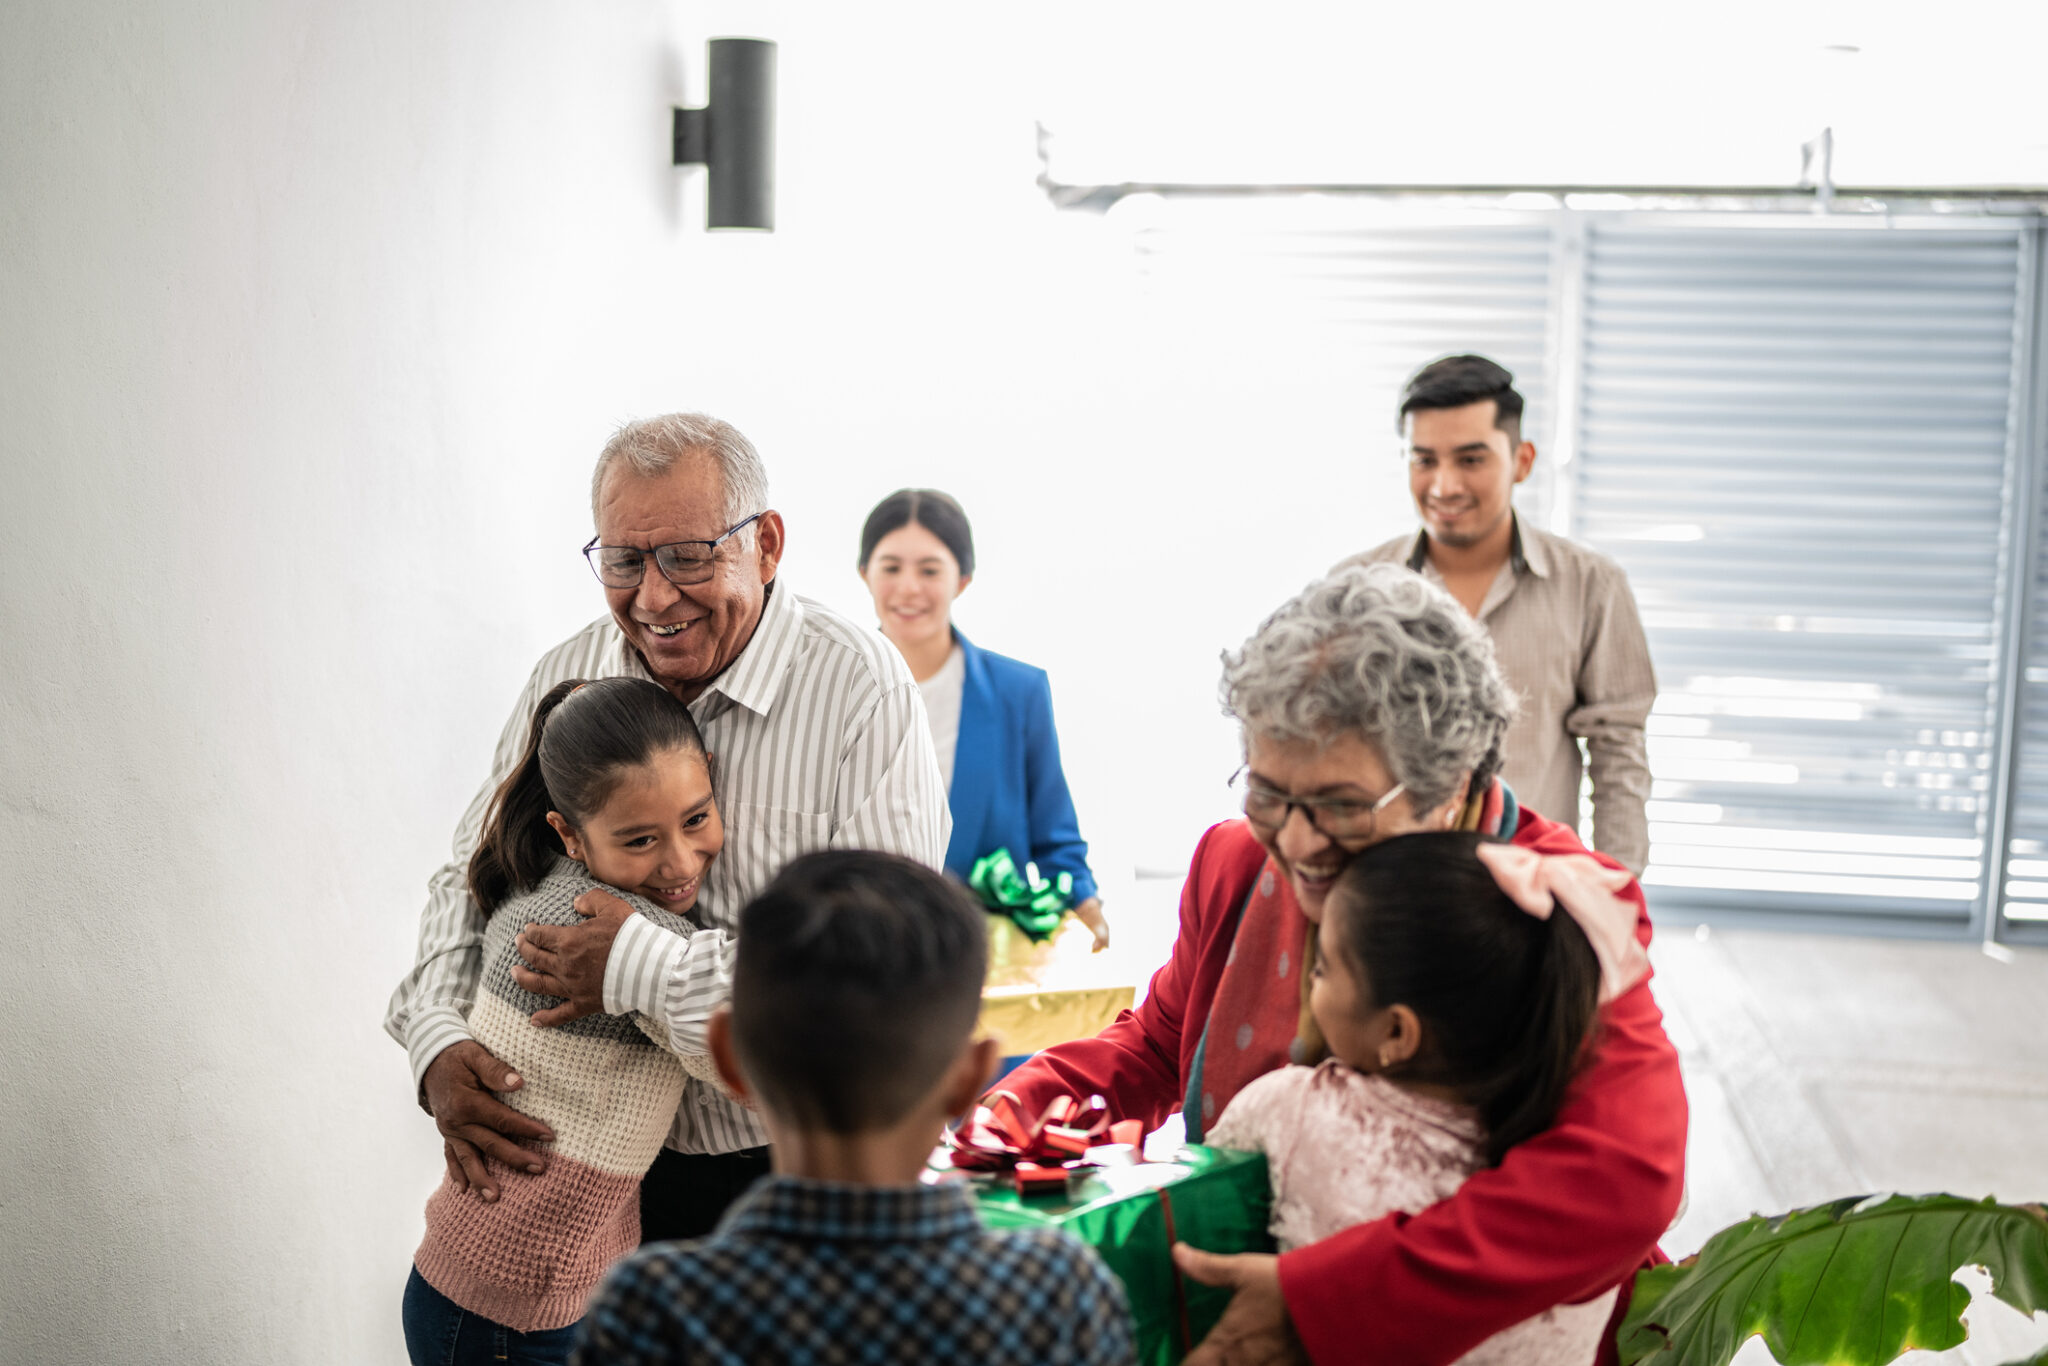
[{"xmin": 968, "ymin": 847, "xmax": 1075, "ymax": 942}]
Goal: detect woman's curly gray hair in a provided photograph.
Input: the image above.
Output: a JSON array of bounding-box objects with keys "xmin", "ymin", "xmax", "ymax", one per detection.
[{"xmin": 1221, "ymin": 562, "xmax": 1517, "ymax": 811}]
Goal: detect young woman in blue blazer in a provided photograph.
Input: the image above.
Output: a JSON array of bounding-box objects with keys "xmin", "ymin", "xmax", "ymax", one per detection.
[{"xmin": 858, "ymin": 489, "xmax": 1109, "ymax": 950}]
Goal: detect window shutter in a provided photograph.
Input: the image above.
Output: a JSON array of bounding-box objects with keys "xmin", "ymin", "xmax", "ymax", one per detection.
[
  {"xmin": 1571, "ymin": 223, "xmax": 2029, "ymax": 927},
  {"xmin": 1123, "ymin": 204, "xmax": 1563, "ymax": 520}
]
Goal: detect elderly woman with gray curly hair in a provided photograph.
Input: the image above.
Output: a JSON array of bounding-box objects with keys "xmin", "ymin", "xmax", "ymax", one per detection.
[{"xmin": 996, "ymin": 563, "xmax": 1686, "ymax": 1366}]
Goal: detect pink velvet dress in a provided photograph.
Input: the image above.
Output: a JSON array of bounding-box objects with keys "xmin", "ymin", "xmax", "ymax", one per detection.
[{"xmin": 1208, "ymin": 1060, "xmax": 1617, "ymax": 1366}]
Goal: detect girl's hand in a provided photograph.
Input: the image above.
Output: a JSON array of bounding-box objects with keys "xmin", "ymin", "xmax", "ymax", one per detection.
[
  {"xmin": 1072, "ymin": 896, "xmax": 1111, "ymax": 952},
  {"xmin": 1173, "ymin": 1246, "xmax": 1306, "ymax": 1366}
]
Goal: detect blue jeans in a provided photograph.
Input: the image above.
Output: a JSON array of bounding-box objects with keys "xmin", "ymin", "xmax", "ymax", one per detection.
[{"xmin": 403, "ymin": 1266, "xmax": 580, "ymax": 1366}]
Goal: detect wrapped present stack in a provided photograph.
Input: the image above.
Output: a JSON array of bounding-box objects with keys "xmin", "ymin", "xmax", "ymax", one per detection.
[{"xmin": 937, "ymin": 1091, "xmax": 1274, "ymax": 1365}]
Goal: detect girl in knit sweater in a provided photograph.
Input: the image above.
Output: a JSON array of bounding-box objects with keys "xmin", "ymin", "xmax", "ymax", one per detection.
[
  {"xmin": 404, "ymin": 677, "xmax": 730, "ymax": 1366},
  {"xmin": 1207, "ymin": 831, "xmax": 1647, "ymax": 1366}
]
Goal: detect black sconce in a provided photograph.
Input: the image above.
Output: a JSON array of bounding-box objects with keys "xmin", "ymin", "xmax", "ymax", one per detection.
[{"xmin": 672, "ymin": 38, "xmax": 777, "ymax": 231}]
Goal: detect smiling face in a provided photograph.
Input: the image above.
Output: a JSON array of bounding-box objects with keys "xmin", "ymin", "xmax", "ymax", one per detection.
[
  {"xmin": 1405, "ymin": 400, "xmax": 1536, "ymax": 551},
  {"xmin": 1311, "ymin": 897, "xmax": 1427, "ymax": 1079},
  {"xmin": 860, "ymin": 521, "xmax": 970, "ymax": 656},
  {"xmin": 595, "ymin": 455, "xmax": 784, "ymax": 701},
  {"xmin": 547, "ymin": 747, "xmax": 723, "ymax": 913},
  {"xmin": 1311, "ymin": 905, "xmax": 1388, "ymax": 1071},
  {"xmin": 1244, "ymin": 730, "xmax": 1460, "ymax": 922}
]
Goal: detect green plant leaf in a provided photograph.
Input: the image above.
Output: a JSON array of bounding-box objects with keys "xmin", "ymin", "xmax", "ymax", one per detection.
[{"xmin": 1618, "ymin": 1194, "xmax": 2048, "ymax": 1366}]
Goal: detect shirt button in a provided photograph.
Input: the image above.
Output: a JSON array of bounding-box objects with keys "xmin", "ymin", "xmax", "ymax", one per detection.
[{"xmin": 697, "ymin": 1092, "xmax": 712, "ymax": 1108}]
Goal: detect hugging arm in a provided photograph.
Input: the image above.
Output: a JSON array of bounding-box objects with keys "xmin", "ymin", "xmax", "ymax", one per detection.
[{"xmin": 1275, "ymin": 935, "xmax": 1685, "ymax": 1365}]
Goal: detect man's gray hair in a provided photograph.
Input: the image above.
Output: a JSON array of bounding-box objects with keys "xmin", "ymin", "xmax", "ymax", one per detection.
[
  {"xmin": 590, "ymin": 413, "xmax": 771, "ymax": 531},
  {"xmin": 1221, "ymin": 562, "xmax": 1517, "ymax": 811}
]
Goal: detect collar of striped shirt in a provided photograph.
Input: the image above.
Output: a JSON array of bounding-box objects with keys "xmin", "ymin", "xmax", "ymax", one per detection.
[{"xmin": 619, "ymin": 577, "xmax": 806, "ymax": 719}]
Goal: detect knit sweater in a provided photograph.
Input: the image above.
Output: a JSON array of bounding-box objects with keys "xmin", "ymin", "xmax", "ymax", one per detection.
[{"xmin": 413, "ymin": 858, "xmax": 726, "ymax": 1332}]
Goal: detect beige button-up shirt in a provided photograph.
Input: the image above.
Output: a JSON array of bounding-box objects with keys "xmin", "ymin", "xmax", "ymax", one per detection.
[{"xmin": 1342, "ymin": 517, "xmax": 1656, "ymax": 874}]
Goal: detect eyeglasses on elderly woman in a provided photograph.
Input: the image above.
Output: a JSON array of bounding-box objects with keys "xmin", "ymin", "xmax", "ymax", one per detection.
[{"xmin": 1230, "ymin": 766, "xmax": 1408, "ymax": 846}]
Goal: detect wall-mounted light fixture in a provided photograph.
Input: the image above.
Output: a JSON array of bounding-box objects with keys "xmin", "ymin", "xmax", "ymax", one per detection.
[{"xmin": 672, "ymin": 38, "xmax": 777, "ymax": 231}]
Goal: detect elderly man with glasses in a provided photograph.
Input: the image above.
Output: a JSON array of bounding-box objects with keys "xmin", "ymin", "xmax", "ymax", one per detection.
[
  {"xmin": 385, "ymin": 413, "xmax": 949, "ymax": 1241},
  {"xmin": 993, "ymin": 563, "xmax": 1686, "ymax": 1366}
]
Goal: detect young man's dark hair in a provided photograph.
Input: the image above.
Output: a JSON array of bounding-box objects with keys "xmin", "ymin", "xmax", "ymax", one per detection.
[
  {"xmin": 730, "ymin": 848, "xmax": 988, "ymax": 1132},
  {"xmin": 1397, "ymin": 353, "xmax": 1525, "ymax": 445}
]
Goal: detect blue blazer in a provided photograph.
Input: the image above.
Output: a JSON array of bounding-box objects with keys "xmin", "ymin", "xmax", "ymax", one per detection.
[{"xmin": 943, "ymin": 631, "xmax": 1098, "ymax": 906}]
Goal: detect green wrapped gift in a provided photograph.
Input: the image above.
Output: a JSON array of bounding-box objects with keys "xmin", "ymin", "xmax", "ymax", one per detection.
[{"xmin": 974, "ymin": 1146, "xmax": 1274, "ymax": 1365}]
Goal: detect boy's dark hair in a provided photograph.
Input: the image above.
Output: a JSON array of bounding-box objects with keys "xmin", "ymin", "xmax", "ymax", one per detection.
[
  {"xmin": 731, "ymin": 850, "xmax": 987, "ymax": 1134},
  {"xmin": 1397, "ymin": 354, "xmax": 1525, "ymax": 446},
  {"xmin": 467, "ymin": 677, "xmax": 708, "ymax": 915},
  {"xmin": 857, "ymin": 488, "xmax": 976, "ymax": 578},
  {"xmin": 1328, "ymin": 831, "xmax": 1600, "ymax": 1167}
]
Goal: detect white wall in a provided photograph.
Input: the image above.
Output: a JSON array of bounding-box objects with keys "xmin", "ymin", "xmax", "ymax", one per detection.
[
  {"xmin": 0, "ymin": 4, "xmax": 1419, "ymax": 1362},
  {"xmin": 1036, "ymin": 0, "xmax": 2048, "ymax": 188},
  {"xmin": 0, "ymin": 7, "xmax": 706, "ymax": 1361},
  {"xmin": 17, "ymin": 3, "xmax": 2048, "ymax": 1359}
]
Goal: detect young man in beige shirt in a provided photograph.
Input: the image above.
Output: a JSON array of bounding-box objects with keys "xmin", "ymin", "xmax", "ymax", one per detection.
[{"xmin": 1340, "ymin": 355, "xmax": 1656, "ymax": 874}]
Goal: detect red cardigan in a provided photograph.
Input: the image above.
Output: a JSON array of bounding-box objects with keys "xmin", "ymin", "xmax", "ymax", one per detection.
[{"xmin": 999, "ymin": 810, "xmax": 1687, "ymax": 1366}]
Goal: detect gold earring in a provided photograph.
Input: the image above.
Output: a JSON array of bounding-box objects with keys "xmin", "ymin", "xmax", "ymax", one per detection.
[{"xmin": 1377, "ymin": 1043, "xmax": 1396, "ymax": 1069}]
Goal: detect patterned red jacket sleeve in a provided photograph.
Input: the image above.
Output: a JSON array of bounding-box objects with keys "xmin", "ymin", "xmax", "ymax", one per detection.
[{"xmin": 1277, "ymin": 807, "xmax": 1688, "ymax": 1366}]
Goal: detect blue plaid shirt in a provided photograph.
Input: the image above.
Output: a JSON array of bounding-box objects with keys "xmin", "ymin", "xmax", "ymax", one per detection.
[{"xmin": 572, "ymin": 1175, "xmax": 1134, "ymax": 1365}]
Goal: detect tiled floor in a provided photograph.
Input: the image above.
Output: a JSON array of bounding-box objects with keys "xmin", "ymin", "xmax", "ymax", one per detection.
[
  {"xmin": 1650, "ymin": 926, "xmax": 2048, "ymax": 1253},
  {"xmin": 1646, "ymin": 925, "xmax": 2048, "ymax": 1364}
]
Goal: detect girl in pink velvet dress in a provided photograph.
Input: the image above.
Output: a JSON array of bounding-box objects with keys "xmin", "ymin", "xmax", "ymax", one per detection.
[{"xmin": 1208, "ymin": 829, "xmax": 1651, "ymax": 1366}]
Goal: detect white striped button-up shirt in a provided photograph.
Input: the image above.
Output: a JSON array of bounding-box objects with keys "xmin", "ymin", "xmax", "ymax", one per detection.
[{"xmin": 384, "ymin": 580, "xmax": 949, "ymax": 1153}]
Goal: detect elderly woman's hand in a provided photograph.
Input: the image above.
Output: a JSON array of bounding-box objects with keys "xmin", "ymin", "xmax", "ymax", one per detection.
[{"xmin": 1173, "ymin": 1246, "xmax": 1308, "ymax": 1365}]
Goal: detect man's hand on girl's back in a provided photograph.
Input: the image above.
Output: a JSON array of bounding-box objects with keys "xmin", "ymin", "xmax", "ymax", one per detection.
[
  {"xmin": 510, "ymin": 889, "xmax": 632, "ymax": 1027},
  {"xmin": 421, "ymin": 1040, "xmax": 554, "ymax": 1202}
]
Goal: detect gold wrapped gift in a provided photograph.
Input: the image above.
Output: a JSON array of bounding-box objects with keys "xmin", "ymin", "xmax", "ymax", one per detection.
[{"xmin": 978, "ymin": 913, "xmax": 1135, "ymax": 1056}]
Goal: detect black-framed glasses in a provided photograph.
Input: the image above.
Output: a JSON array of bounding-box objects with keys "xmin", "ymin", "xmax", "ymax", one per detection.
[
  {"xmin": 1230, "ymin": 765, "xmax": 1407, "ymax": 846},
  {"xmin": 582, "ymin": 512, "xmax": 765, "ymax": 588}
]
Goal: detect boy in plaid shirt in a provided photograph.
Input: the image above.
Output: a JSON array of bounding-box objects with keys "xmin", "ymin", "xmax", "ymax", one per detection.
[{"xmin": 573, "ymin": 851, "xmax": 1133, "ymax": 1365}]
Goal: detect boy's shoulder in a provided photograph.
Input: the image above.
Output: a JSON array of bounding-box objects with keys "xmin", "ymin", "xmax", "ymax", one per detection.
[
  {"xmin": 596, "ymin": 1219, "xmax": 1122, "ymax": 1302},
  {"xmin": 589, "ymin": 1226, "xmax": 780, "ymax": 1294},
  {"xmin": 970, "ymin": 1220, "xmax": 1126, "ymax": 1293},
  {"xmin": 572, "ymin": 1236, "xmax": 754, "ymax": 1363},
  {"xmin": 955, "ymin": 1225, "xmax": 1134, "ymax": 1356}
]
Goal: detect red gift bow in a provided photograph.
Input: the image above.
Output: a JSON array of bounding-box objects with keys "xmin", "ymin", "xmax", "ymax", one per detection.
[
  {"xmin": 946, "ymin": 1091, "xmax": 1146, "ymax": 1189},
  {"xmin": 954, "ymin": 1099, "xmax": 1200, "ymax": 1352}
]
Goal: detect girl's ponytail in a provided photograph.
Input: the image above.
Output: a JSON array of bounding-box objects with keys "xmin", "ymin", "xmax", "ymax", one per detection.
[
  {"xmin": 467, "ymin": 679, "xmax": 585, "ymax": 916},
  {"xmin": 1470, "ymin": 909, "xmax": 1600, "ymax": 1166}
]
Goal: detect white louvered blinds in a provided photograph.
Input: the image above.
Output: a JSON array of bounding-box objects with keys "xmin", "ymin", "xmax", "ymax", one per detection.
[
  {"xmin": 1121, "ymin": 203, "xmax": 1565, "ymax": 526},
  {"xmin": 1100, "ymin": 198, "xmax": 2044, "ymax": 939},
  {"xmin": 1095, "ymin": 202, "xmax": 1569, "ymax": 871},
  {"xmin": 1570, "ymin": 223, "xmax": 2028, "ymax": 928},
  {"xmin": 2006, "ymin": 452, "xmax": 2048, "ymax": 926}
]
